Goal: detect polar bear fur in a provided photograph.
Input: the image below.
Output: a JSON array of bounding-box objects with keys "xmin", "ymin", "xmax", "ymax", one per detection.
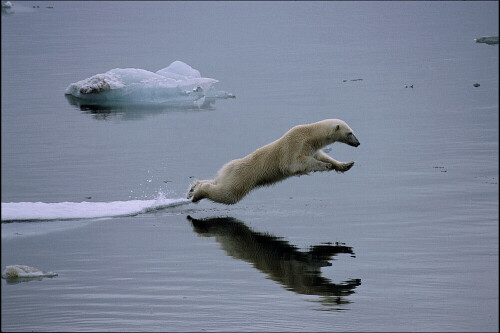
[{"xmin": 187, "ymin": 119, "xmax": 360, "ymax": 205}]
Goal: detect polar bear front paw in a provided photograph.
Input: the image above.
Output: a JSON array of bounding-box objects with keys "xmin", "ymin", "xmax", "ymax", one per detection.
[{"xmin": 335, "ymin": 161, "xmax": 355, "ymax": 173}]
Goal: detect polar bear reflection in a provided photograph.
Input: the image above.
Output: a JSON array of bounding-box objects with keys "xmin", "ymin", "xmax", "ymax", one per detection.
[{"xmin": 187, "ymin": 215, "xmax": 361, "ymax": 302}]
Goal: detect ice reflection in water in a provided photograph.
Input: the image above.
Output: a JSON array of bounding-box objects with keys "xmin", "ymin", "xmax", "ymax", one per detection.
[
  {"xmin": 187, "ymin": 215, "xmax": 361, "ymax": 309},
  {"xmin": 65, "ymin": 94, "xmax": 221, "ymax": 121}
]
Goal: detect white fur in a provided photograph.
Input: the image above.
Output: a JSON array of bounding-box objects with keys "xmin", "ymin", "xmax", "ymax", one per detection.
[{"xmin": 187, "ymin": 119, "xmax": 360, "ymax": 204}]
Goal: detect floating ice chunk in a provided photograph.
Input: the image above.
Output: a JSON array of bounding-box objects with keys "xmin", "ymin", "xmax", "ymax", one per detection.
[
  {"xmin": 1, "ymin": 0, "xmax": 14, "ymax": 13},
  {"xmin": 2, "ymin": 265, "xmax": 58, "ymax": 280},
  {"xmin": 474, "ymin": 36, "xmax": 499, "ymax": 45},
  {"xmin": 65, "ymin": 61, "xmax": 234, "ymax": 107}
]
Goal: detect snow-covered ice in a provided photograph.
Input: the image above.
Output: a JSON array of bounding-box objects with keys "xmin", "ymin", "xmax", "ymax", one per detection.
[{"xmin": 1, "ymin": 197, "xmax": 191, "ymax": 222}]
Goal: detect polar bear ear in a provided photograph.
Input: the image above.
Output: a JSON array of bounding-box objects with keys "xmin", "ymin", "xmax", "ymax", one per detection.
[{"xmin": 335, "ymin": 124, "xmax": 340, "ymax": 132}]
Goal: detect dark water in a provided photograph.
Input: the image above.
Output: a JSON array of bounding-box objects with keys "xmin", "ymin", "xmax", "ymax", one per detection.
[{"xmin": 2, "ymin": 1, "xmax": 498, "ymax": 331}]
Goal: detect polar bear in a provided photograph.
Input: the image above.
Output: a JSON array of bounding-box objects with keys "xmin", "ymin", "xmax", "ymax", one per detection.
[{"xmin": 187, "ymin": 119, "xmax": 360, "ymax": 204}]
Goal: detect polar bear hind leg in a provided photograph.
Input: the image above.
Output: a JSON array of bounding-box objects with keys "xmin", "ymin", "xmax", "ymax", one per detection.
[{"xmin": 187, "ymin": 180, "xmax": 206, "ymax": 201}]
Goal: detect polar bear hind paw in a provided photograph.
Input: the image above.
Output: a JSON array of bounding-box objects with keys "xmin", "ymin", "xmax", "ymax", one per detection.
[{"xmin": 187, "ymin": 182, "xmax": 198, "ymax": 200}]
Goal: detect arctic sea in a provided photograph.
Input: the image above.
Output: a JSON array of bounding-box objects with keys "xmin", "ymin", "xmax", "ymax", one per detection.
[{"xmin": 1, "ymin": 1, "xmax": 498, "ymax": 331}]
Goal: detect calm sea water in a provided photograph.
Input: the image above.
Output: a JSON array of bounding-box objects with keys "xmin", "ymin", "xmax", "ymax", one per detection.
[{"xmin": 2, "ymin": 1, "xmax": 498, "ymax": 331}]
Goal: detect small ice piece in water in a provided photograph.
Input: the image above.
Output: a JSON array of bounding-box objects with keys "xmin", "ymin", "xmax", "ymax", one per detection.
[
  {"xmin": 65, "ymin": 61, "xmax": 234, "ymax": 108},
  {"xmin": 1, "ymin": 0, "xmax": 14, "ymax": 13},
  {"xmin": 2, "ymin": 265, "xmax": 58, "ymax": 279},
  {"xmin": 474, "ymin": 36, "xmax": 499, "ymax": 45}
]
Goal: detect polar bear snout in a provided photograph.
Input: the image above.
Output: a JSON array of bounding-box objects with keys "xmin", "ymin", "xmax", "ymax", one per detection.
[{"xmin": 346, "ymin": 133, "xmax": 360, "ymax": 147}]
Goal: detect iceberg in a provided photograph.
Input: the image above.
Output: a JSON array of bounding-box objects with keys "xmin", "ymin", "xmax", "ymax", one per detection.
[
  {"xmin": 474, "ymin": 36, "xmax": 499, "ymax": 45},
  {"xmin": 65, "ymin": 61, "xmax": 235, "ymax": 108}
]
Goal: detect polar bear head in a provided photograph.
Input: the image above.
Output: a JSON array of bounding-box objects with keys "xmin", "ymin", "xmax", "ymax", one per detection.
[{"xmin": 321, "ymin": 119, "xmax": 360, "ymax": 147}]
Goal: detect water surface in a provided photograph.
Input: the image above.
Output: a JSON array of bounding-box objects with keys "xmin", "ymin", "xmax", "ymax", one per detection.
[{"xmin": 2, "ymin": 1, "xmax": 498, "ymax": 331}]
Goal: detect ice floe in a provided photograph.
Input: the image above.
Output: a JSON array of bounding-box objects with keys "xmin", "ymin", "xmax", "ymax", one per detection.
[{"xmin": 1, "ymin": 197, "xmax": 191, "ymax": 222}]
